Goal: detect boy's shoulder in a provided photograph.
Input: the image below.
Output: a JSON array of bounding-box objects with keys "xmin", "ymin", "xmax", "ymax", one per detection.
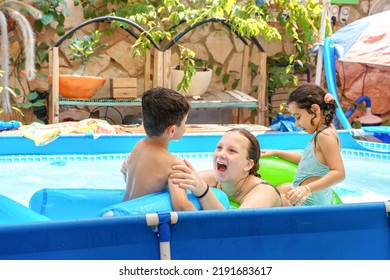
[{"xmin": 132, "ymin": 139, "xmax": 184, "ymax": 164}]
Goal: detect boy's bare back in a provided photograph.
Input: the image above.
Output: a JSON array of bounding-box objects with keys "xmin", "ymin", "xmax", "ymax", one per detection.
[
  {"xmin": 121, "ymin": 138, "xmax": 184, "ymax": 201},
  {"xmin": 118, "ymin": 87, "xmax": 197, "ymax": 211}
]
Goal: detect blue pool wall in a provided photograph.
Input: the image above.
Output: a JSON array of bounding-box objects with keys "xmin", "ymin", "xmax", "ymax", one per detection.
[
  {"xmin": 0, "ymin": 203, "xmax": 389, "ymax": 260},
  {"xmin": 0, "ymin": 130, "xmax": 372, "ymax": 156}
]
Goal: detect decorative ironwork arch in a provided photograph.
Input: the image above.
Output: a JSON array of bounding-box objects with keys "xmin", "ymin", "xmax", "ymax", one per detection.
[
  {"xmin": 164, "ymin": 17, "xmax": 265, "ymax": 52},
  {"xmin": 51, "ymin": 15, "xmax": 160, "ymax": 50}
]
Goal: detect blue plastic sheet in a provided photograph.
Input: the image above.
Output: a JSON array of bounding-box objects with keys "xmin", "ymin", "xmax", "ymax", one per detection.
[{"xmin": 269, "ymin": 114, "xmax": 302, "ymax": 132}]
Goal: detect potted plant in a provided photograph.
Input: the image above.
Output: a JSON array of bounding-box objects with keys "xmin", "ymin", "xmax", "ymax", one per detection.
[
  {"xmin": 52, "ymin": 30, "xmax": 108, "ymax": 100},
  {"xmin": 171, "ymin": 51, "xmax": 212, "ymax": 97}
]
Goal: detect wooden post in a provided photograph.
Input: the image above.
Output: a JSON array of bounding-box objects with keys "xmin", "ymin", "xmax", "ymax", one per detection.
[
  {"xmin": 153, "ymin": 49, "xmax": 164, "ymax": 87},
  {"xmin": 236, "ymin": 45, "xmax": 250, "ymax": 123},
  {"xmin": 163, "ymin": 50, "xmax": 171, "ymax": 88},
  {"xmin": 257, "ymin": 52, "xmax": 267, "ymax": 126},
  {"xmin": 144, "ymin": 48, "xmax": 151, "ymax": 90},
  {"xmin": 240, "ymin": 45, "xmax": 250, "ymax": 92},
  {"xmin": 49, "ymin": 47, "xmax": 60, "ymax": 124}
]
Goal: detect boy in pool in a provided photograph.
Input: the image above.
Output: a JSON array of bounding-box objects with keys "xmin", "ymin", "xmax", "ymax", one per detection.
[{"xmin": 119, "ymin": 87, "xmax": 198, "ymax": 211}]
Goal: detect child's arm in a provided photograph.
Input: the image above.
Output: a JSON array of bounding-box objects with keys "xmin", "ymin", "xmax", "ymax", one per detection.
[
  {"xmin": 168, "ymin": 159, "xmax": 198, "ymax": 211},
  {"xmin": 308, "ymin": 132, "xmax": 345, "ymax": 192},
  {"xmin": 170, "ymin": 159, "xmax": 226, "ymax": 210},
  {"xmin": 261, "ymin": 149, "xmax": 302, "ymax": 164},
  {"xmin": 168, "ymin": 179, "xmax": 199, "ymax": 211}
]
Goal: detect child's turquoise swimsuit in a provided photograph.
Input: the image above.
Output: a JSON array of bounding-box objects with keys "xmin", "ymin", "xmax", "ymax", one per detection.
[{"xmin": 293, "ymin": 141, "xmax": 332, "ymax": 206}]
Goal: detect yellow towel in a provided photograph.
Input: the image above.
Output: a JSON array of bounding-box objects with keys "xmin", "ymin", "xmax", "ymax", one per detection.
[{"xmin": 22, "ymin": 119, "xmax": 116, "ymax": 146}]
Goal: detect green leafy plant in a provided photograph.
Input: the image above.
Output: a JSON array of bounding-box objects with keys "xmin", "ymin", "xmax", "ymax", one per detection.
[
  {"xmin": 260, "ymin": 0, "xmax": 323, "ymax": 119},
  {"xmin": 33, "ymin": 0, "xmax": 70, "ymax": 36},
  {"xmin": 65, "ymin": 30, "xmax": 108, "ymax": 75},
  {"xmin": 173, "ymin": 47, "xmax": 198, "ymax": 92},
  {"xmin": 67, "ymin": 30, "xmax": 108, "ymax": 65},
  {"xmin": 9, "ymin": 41, "xmax": 50, "ymax": 123},
  {"xmin": 14, "ymin": 90, "xmax": 47, "ymax": 123}
]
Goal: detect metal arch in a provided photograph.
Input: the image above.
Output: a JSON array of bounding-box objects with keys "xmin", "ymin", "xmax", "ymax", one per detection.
[
  {"xmin": 164, "ymin": 17, "xmax": 265, "ymax": 52},
  {"xmin": 50, "ymin": 16, "xmax": 161, "ymax": 51}
]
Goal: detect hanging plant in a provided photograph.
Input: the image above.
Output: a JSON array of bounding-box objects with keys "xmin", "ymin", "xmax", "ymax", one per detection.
[
  {"xmin": 0, "ymin": 0, "xmax": 42, "ymax": 113},
  {"xmin": 0, "ymin": 70, "xmax": 23, "ymax": 116}
]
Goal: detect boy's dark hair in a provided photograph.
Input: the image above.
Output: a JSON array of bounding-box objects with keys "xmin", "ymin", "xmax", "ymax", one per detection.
[
  {"xmin": 142, "ymin": 87, "xmax": 190, "ymax": 137},
  {"xmin": 287, "ymin": 83, "xmax": 337, "ymax": 128}
]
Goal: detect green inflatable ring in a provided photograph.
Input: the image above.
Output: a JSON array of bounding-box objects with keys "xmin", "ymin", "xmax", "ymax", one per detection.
[
  {"xmin": 259, "ymin": 156, "xmax": 298, "ymax": 186},
  {"xmin": 228, "ymin": 156, "xmax": 342, "ymax": 208}
]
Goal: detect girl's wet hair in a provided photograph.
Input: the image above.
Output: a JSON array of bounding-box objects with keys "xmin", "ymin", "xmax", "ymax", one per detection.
[
  {"xmin": 225, "ymin": 128, "xmax": 261, "ymax": 177},
  {"xmin": 287, "ymin": 83, "xmax": 337, "ymax": 127}
]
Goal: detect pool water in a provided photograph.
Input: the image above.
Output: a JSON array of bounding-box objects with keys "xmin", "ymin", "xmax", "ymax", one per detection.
[
  {"xmin": 0, "ymin": 151, "xmax": 389, "ymax": 207},
  {"xmin": 334, "ymin": 157, "xmax": 390, "ymax": 203}
]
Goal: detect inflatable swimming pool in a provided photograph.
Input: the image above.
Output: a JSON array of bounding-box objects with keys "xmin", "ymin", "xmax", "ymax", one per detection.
[{"xmin": 0, "ymin": 131, "xmax": 389, "ymax": 260}]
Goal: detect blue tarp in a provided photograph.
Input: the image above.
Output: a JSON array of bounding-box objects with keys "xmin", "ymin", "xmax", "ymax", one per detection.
[{"xmin": 269, "ymin": 114, "xmax": 302, "ymax": 132}]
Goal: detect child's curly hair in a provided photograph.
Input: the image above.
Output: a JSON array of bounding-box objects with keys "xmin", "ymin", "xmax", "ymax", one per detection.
[{"xmin": 287, "ymin": 83, "xmax": 337, "ymax": 128}]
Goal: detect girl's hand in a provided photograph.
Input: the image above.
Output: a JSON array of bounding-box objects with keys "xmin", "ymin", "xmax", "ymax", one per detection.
[
  {"xmin": 171, "ymin": 159, "xmax": 208, "ymax": 197},
  {"xmin": 120, "ymin": 153, "xmax": 131, "ymax": 182},
  {"xmin": 286, "ymin": 185, "xmax": 311, "ymax": 206},
  {"xmin": 261, "ymin": 149, "xmax": 275, "ymax": 157}
]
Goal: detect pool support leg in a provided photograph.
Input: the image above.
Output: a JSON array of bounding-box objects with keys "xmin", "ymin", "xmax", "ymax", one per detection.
[{"xmin": 146, "ymin": 212, "xmax": 178, "ymax": 260}]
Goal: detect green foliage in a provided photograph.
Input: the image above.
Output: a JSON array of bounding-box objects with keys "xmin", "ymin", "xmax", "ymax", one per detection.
[
  {"xmin": 74, "ymin": 0, "xmax": 283, "ymax": 94},
  {"xmin": 66, "ymin": 30, "xmax": 108, "ymax": 65},
  {"xmin": 262, "ymin": 0, "xmax": 323, "ymax": 118},
  {"xmin": 266, "ymin": 52, "xmax": 309, "ymax": 116},
  {"xmin": 72, "ymin": 0, "xmax": 322, "ymax": 97},
  {"xmin": 14, "ymin": 90, "xmax": 45, "ymax": 109},
  {"xmin": 9, "ymin": 41, "xmax": 50, "ymax": 96},
  {"xmin": 33, "ymin": 0, "xmax": 70, "ymax": 36},
  {"xmin": 34, "ymin": 42, "xmax": 50, "ymax": 73}
]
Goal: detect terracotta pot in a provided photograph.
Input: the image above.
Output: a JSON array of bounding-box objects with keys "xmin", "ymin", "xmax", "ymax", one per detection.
[
  {"xmin": 50, "ymin": 75, "xmax": 106, "ymax": 100},
  {"xmin": 171, "ymin": 67, "xmax": 212, "ymax": 97}
]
